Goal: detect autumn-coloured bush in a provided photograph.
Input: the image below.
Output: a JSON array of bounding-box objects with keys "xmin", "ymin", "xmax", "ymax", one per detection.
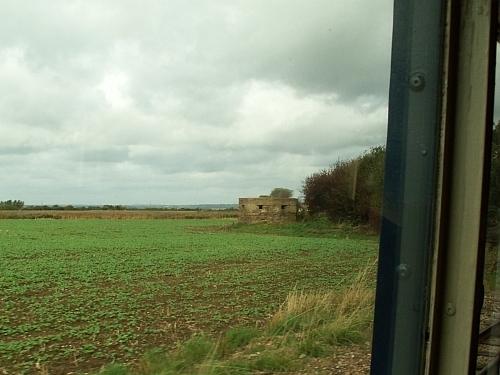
[{"xmin": 303, "ymin": 146, "xmax": 385, "ymax": 230}]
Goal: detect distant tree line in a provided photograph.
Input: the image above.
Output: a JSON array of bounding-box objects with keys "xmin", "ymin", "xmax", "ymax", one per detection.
[
  {"xmin": 11, "ymin": 204, "xmax": 237, "ymax": 212},
  {"xmin": 302, "ymin": 146, "xmax": 385, "ymax": 230},
  {"xmin": 0, "ymin": 200, "xmax": 24, "ymax": 210}
]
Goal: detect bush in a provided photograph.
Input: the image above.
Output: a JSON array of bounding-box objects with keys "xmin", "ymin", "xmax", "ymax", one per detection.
[
  {"xmin": 302, "ymin": 160, "xmax": 357, "ymax": 222},
  {"xmin": 302, "ymin": 146, "xmax": 385, "ymax": 230},
  {"xmin": 355, "ymin": 146, "xmax": 385, "ymax": 229}
]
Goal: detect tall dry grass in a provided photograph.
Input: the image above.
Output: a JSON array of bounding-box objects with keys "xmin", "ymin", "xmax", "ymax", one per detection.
[
  {"xmin": 270, "ymin": 267, "xmax": 373, "ymax": 328},
  {"xmin": 268, "ymin": 266, "xmax": 374, "ymax": 347},
  {"xmin": 0, "ymin": 210, "xmax": 238, "ymax": 220}
]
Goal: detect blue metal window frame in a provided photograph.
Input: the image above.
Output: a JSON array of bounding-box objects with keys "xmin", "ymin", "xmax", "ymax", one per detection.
[{"xmin": 370, "ymin": 0, "xmax": 446, "ymax": 373}]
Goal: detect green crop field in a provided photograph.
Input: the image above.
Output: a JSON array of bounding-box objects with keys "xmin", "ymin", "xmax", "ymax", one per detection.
[{"xmin": 0, "ymin": 219, "xmax": 377, "ymax": 374}]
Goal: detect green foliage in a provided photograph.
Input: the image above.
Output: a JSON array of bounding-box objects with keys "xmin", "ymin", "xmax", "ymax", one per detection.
[
  {"xmin": 318, "ymin": 321, "xmax": 365, "ymax": 346},
  {"xmin": 302, "ymin": 160, "xmax": 358, "ymax": 222},
  {"xmin": 173, "ymin": 335, "xmax": 215, "ymax": 369},
  {"xmin": 355, "ymin": 146, "xmax": 385, "ymax": 229},
  {"xmin": 209, "ymin": 361, "xmax": 251, "ymax": 375},
  {"xmin": 136, "ymin": 349, "xmax": 170, "ymax": 373},
  {"xmin": 270, "ymin": 188, "xmax": 293, "ymax": 198},
  {"xmin": 297, "ymin": 334, "xmax": 328, "ymax": 357},
  {"xmin": 302, "ymin": 146, "xmax": 385, "ymax": 230},
  {"xmin": 0, "ymin": 200, "xmax": 24, "ymax": 210},
  {"xmin": 225, "ymin": 217, "xmax": 377, "ymax": 240},
  {"xmin": 102, "ymin": 205, "xmax": 127, "ymax": 210},
  {"xmin": 250, "ymin": 350, "xmax": 295, "ymax": 372},
  {"xmin": 0, "ymin": 219, "xmax": 377, "ymax": 373},
  {"xmin": 99, "ymin": 364, "xmax": 129, "ymax": 375},
  {"xmin": 221, "ymin": 326, "xmax": 259, "ymax": 353}
]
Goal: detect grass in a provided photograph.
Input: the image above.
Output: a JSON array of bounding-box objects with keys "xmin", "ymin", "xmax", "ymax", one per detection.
[
  {"xmin": 0, "ymin": 218, "xmax": 378, "ymax": 374},
  {"xmin": 219, "ymin": 327, "xmax": 260, "ymax": 354},
  {"xmin": 97, "ymin": 265, "xmax": 375, "ymax": 374},
  {"xmin": 269, "ymin": 266, "xmax": 374, "ymax": 335},
  {"xmin": 217, "ymin": 217, "xmax": 377, "ymax": 241}
]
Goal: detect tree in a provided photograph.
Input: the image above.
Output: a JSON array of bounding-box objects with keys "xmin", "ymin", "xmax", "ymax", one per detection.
[
  {"xmin": 270, "ymin": 188, "xmax": 293, "ymax": 198},
  {"xmin": 0, "ymin": 200, "xmax": 24, "ymax": 210}
]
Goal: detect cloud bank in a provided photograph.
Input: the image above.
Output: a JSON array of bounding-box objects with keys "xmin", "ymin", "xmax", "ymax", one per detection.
[{"xmin": 0, "ymin": 0, "xmax": 393, "ymax": 204}]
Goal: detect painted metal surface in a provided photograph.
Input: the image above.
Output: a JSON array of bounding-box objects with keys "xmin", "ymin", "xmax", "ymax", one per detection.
[
  {"xmin": 371, "ymin": 0, "xmax": 445, "ymax": 373},
  {"xmin": 428, "ymin": 0, "xmax": 497, "ymax": 373}
]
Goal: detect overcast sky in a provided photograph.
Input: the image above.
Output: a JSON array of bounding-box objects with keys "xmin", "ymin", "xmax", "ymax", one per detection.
[{"xmin": 0, "ymin": 0, "xmax": 393, "ymax": 205}]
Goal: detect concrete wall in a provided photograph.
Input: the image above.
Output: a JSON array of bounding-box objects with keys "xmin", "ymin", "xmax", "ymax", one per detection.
[{"xmin": 238, "ymin": 197, "xmax": 298, "ymax": 224}]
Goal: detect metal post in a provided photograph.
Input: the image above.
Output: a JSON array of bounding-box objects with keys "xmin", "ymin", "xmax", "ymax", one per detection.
[{"xmin": 371, "ymin": 0, "xmax": 446, "ymax": 373}]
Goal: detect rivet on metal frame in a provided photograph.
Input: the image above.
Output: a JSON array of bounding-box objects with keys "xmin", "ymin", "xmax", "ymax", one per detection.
[
  {"xmin": 445, "ymin": 302, "xmax": 456, "ymax": 316},
  {"xmin": 409, "ymin": 72, "xmax": 425, "ymax": 91},
  {"xmin": 396, "ymin": 264, "xmax": 411, "ymax": 279}
]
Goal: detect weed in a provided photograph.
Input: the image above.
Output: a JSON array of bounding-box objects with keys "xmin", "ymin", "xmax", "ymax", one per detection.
[
  {"xmin": 98, "ymin": 364, "xmax": 129, "ymax": 375},
  {"xmin": 170, "ymin": 335, "xmax": 216, "ymax": 371},
  {"xmin": 250, "ymin": 350, "xmax": 295, "ymax": 372},
  {"xmin": 318, "ymin": 317, "xmax": 366, "ymax": 346},
  {"xmin": 136, "ymin": 349, "xmax": 169, "ymax": 373},
  {"xmin": 297, "ymin": 333, "xmax": 327, "ymax": 357},
  {"xmin": 220, "ymin": 326, "xmax": 259, "ymax": 353}
]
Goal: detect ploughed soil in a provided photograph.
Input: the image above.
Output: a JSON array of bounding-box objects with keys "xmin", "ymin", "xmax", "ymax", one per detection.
[{"xmin": 294, "ymin": 344, "xmax": 372, "ymax": 375}]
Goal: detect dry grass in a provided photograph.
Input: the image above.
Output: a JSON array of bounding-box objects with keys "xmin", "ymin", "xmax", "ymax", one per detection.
[
  {"xmin": 270, "ymin": 267, "xmax": 374, "ymax": 333},
  {"xmin": 268, "ymin": 266, "xmax": 374, "ymax": 353},
  {"xmin": 0, "ymin": 209, "xmax": 238, "ymax": 220}
]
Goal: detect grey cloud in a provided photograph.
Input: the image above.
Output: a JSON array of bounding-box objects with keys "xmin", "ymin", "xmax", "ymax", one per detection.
[
  {"xmin": 233, "ymin": 2, "xmax": 393, "ymax": 99},
  {"xmin": 78, "ymin": 146, "xmax": 130, "ymax": 163},
  {"xmin": 0, "ymin": 145, "xmax": 40, "ymax": 155},
  {"xmin": 0, "ymin": 0, "xmax": 393, "ymax": 204},
  {"xmin": 2, "ymin": 1, "xmax": 393, "ymax": 105},
  {"xmin": 128, "ymin": 145, "xmax": 275, "ymax": 174}
]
